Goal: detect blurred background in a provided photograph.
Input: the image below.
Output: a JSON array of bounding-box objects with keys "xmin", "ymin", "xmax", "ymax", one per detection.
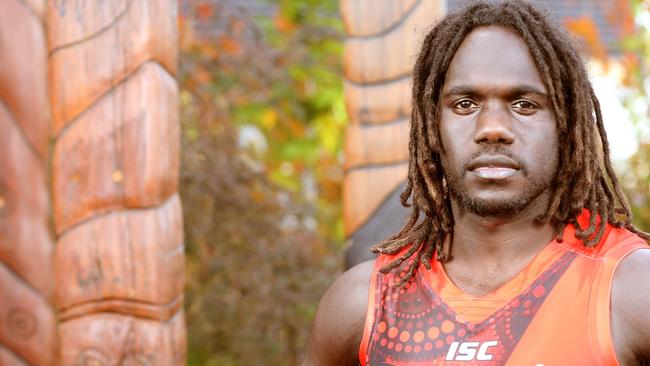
[
  {"xmin": 0, "ymin": 0, "xmax": 648, "ymax": 365},
  {"xmin": 177, "ymin": 0, "xmax": 650, "ymax": 364}
]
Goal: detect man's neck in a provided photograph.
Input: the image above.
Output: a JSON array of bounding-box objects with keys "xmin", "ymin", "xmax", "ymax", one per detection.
[
  {"xmin": 441, "ymin": 195, "xmax": 556, "ymax": 296},
  {"xmin": 450, "ymin": 209, "xmax": 555, "ymax": 261}
]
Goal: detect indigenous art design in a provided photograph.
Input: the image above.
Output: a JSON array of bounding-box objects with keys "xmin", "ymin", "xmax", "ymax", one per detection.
[{"xmin": 365, "ymin": 251, "xmax": 577, "ymax": 365}]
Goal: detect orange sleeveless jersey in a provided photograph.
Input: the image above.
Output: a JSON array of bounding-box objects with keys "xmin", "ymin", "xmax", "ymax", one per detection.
[{"xmin": 359, "ymin": 213, "xmax": 648, "ymax": 366}]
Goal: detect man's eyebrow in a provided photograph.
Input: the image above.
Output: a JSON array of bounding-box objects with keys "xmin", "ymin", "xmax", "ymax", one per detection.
[
  {"xmin": 442, "ymin": 85, "xmax": 548, "ymax": 98},
  {"xmin": 505, "ymin": 85, "xmax": 548, "ymax": 98},
  {"xmin": 442, "ymin": 85, "xmax": 480, "ymax": 98}
]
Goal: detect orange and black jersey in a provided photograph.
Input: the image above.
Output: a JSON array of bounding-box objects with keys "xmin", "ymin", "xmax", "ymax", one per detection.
[{"xmin": 359, "ymin": 212, "xmax": 647, "ymax": 366}]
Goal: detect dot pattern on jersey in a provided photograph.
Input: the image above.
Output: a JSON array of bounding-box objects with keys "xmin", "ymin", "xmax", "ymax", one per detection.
[{"xmin": 365, "ymin": 251, "xmax": 577, "ymax": 365}]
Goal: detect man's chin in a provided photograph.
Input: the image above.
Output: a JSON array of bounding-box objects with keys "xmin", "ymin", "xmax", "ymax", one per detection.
[
  {"xmin": 447, "ymin": 176, "xmax": 552, "ymax": 218},
  {"xmin": 458, "ymin": 195, "xmax": 532, "ymax": 217}
]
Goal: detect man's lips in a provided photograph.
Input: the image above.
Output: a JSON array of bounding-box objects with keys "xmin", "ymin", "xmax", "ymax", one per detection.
[
  {"xmin": 466, "ymin": 155, "xmax": 521, "ymax": 180},
  {"xmin": 471, "ymin": 167, "xmax": 518, "ymax": 180}
]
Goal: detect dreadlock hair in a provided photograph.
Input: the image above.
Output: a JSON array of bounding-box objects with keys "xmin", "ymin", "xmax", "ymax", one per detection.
[{"xmin": 372, "ymin": 0, "xmax": 650, "ymax": 286}]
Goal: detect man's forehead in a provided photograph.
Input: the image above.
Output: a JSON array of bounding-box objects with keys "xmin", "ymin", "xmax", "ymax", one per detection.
[{"xmin": 443, "ymin": 26, "xmax": 546, "ymax": 92}]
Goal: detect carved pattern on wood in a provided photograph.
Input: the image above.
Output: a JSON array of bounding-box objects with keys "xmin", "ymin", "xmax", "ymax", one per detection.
[
  {"xmin": 340, "ymin": 0, "xmax": 418, "ymax": 37},
  {"xmin": 52, "ymin": 62, "xmax": 180, "ymax": 234},
  {"xmin": 344, "ymin": 77, "xmax": 411, "ymax": 125},
  {"xmin": 59, "ymin": 311, "xmax": 186, "ymax": 366},
  {"xmin": 6, "ymin": 308, "xmax": 38, "ymax": 340},
  {"xmin": 58, "ymin": 296, "xmax": 184, "ymax": 323},
  {"xmin": 0, "ymin": 0, "xmax": 56, "ymax": 364},
  {"xmin": 0, "ymin": 184, "xmax": 12, "ymax": 217},
  {"xmin": 345, "ymin": 118, "xmax": 409, "ymax": 169},
  {"xmin": 0, "ymin": 101, "xmax": 54, "ymax": 296},
  {"xmin": 48, "ymin": 0, "xmax": 129, "ymax": 50},
  {"xmin": 55, "ymin": 195, "xmax": 184, "ymax": 318},
  {"xmin": 49, "ymin": 0, "xmax": 185, "ymax": 361},
  {"xmin": 344, "ymin": 163, "xmax": 409, "ymax": 236},
  {"xmin": 0, "ymin": 345, "xmax": 29, "ymax": 366},
  {"xmin": 342, "ymin": 1, "xmax": 445, "ymax": 238},
  {"xmin": 49, "ymin": 0, "xmax": 178, "ymax": 133},
  {"xmin": 0, "ymin": 0, "xmax": 50, "ymax": 158},
  {"xmin": 19, "ymin": 0, "xmax": 46, "ymax": 19},
  {"xmin": 0, "ymin": 264, "xmax": 56, "ymax": 365},
  {"xmin": 343, "ymin": 0, "xmax": 442, "ymax": 83}
]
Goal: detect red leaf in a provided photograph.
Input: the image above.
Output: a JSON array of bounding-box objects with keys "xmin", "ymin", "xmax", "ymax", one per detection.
[{"xmin": 196, "ymin": 3, "xmax": 214, "ymax": 20}]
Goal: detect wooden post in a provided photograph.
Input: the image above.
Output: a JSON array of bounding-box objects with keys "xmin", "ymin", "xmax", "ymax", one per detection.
[
  {"xmin": 0, "ymin": 0, "xmax": 57, "ymax": 364},
  {"xmin": 341, "ymin": 0, "xmax": 446, "ymax": 268},
  {"xmin": 49, "ymin": 0, "xmax": 185, "ymax": 363}
]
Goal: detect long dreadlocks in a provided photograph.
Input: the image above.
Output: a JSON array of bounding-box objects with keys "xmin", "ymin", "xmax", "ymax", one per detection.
[{"xmin": 372, "ymin": 0, "xmax": 650, "ymax": 285}]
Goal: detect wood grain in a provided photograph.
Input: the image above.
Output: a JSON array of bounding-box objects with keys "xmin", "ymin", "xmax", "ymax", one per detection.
[
  {"xmin": 22, "ymin": 0, "xmax": 46, "ymax": 19},
  {"xmin": 0, "ymin": 264, "xmax": 56, "ymax": 366},
  {"xmin": 0, "ymin": 0, "xmax": 50, "ymax": 157},
  {"xmin": 59, "ymin": 311, "xmax": 186, "ymax": 366},
  {"xmin": 343, "ymin": 163, "xmax": 408, "ymax": 236},
  {"xmin": 0, "ymin": 345, "xmax": 28, "ymax": 366},
  {"xmin": 0, "ymin": 101, "xmax": 54, "ymax": 297},
  {"xmin": 344, "ymin": 118, "xmax": 409, "ymax": 169},
  {"xmin": 50, "ymin": 0, "xmax": 185, "ymax": 360},
  {"xmin": 49, "ymin": 0, "xmax": 178, "ymax": 133},
  {"xmin": 345, "ymin": 182, "xmax": 409, "ymax": 269},
  {"xmin": 52, "ymin": 62, "xmax": 180, "ymax": 234},
  {"xmin": 0, "ymin": 0, "xmax": 56, "ymax": 362},
  {"xmin": 344, "ymin": 77, "xmax": 411, "ymax": 125},
  {"xmin": 340, "ymin": 0, "xmax": 418, "ymax": 37},
  {"xmin": 342, "ymin": 1, "xmax": 445, "ymax": 243},
  {"xmin": 343, "ymin": 0, "xmax": 443, "ymax": 83},
  {"xmin": 58, "ymin": 296, "xmax": 183, "ymax": 323},
  {"xmin": 48, "ymin": 0, "xmax": 129, "ymax": 50},
  {"xmin": 55, "ymin": 195, "xmax": 184, "ymax": 315}
]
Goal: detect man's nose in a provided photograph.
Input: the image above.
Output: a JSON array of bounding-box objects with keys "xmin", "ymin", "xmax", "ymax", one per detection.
[{"xmin": 473, "ymin": 102, "xmax": 515, "ymax": 144}]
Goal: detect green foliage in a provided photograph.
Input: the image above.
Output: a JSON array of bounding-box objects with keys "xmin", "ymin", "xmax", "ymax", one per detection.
[
  {"xmin": 625, "ymin": 142, "xmax": 650, "ymax": 229},
  {"xmin": 620, "ymin": 1, "xmax": 650, "ymax": 231},
  {"xmin": 179, "ymin": 0, "xmax": 345, "ymax": 364}
]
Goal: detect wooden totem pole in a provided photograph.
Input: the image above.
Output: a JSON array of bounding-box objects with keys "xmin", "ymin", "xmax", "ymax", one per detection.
[
  {"xmin": 1, "ymin": 0, "xmax": 185, "ymax": 364},
  {"xmin": 0, "ymin": 0, "xmax": 56, "ymax": 364},
  {"xmin": 341, "ymin": 0, "xmax": 445, "ymax": 268}
]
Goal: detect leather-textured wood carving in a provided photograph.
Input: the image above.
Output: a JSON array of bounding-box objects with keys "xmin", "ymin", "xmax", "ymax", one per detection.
[
  {"xmin": 49, "ymin": 0, "xmax": 178, "ymax": 134},
  {"xmin": 345, "ymin": 120, "xmax": 409, "ymax": 168},
  {"xmin": 49, "ymin": 0, "xmax": 185, "ymax": 363},
  {"xmin": 343, "ymin": 164, "xmax": 409, "ymax": 236},
  {"xmin": 59, "ymin": 311, "xmax": 186, "ymax": 365},
  {"xmin": 0, "ymin": 0, "xmax": 50, "ymax": 158},
  {"xmin": 0, "ymin": 0, "xmax": 56, "ymax": 364},
  {"xmin": 0, "ymin": 345, "xmax": 29, "ymax": 366},
  {"xmin": 341, "ymin": 1, "xmax": 445, "ymax": 265},
  {"xmin": 56, "ymin": 195, "xmax": 184, "ymax": 321},
  {"xmin": 52, "ymin": 63, "xmax": 179, "ymax": 233}
]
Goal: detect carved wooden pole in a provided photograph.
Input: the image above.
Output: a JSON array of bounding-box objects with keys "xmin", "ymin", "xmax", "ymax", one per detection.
[
  {"xmin": 0, "ymin": 1, "xmax": 57, "ymax": 364},
  {"xmin": 341, "ymin": 0, "xmax": 446, "ymax": 268},
  {"xmin": 49, "ymin": 0, "xmax": 185, "ymax": 363}
]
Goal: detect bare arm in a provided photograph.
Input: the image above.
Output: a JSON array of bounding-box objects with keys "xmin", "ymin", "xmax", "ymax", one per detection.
[
  {"xmin": 611, "ymin": 249, "xmax": 650, "ymax": 366},
  {"xmin": 301, "ymin": 260, "xmax": 375, "ymax": 366}
]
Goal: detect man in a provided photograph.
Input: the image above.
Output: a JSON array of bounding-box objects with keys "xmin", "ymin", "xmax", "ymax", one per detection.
[{"xmin": 303, "ymin": 1, "xmax": 650, "ymax": 365}]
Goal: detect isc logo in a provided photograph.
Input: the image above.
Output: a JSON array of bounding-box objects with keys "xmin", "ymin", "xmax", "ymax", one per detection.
[{"xmin": 445, "ymin": 340, "xmax": 498, "ymax": 361}]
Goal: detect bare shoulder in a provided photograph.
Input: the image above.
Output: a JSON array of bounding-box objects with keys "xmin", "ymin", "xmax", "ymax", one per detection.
[
  {"xmin": 611, "ymin": 248, "xmax": 650, "ymax": 365},
  {"xmin": 301, "ymin": 259, "xmax": 376, "ymax": 366}
]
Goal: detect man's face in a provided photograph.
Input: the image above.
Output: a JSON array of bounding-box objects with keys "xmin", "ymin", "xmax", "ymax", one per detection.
[{"xmin": 439, "ymin": 26, "xmax": 559, "ymax": 217}]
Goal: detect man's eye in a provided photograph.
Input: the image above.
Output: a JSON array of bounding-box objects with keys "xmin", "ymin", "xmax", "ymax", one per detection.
[
  {"xmin": 454, "ymin": 100, "xmax": 476, "ymax": 110},
  {"xmin": 512, "ymin": 100, "xmax": 537, "ymax": 110}
]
